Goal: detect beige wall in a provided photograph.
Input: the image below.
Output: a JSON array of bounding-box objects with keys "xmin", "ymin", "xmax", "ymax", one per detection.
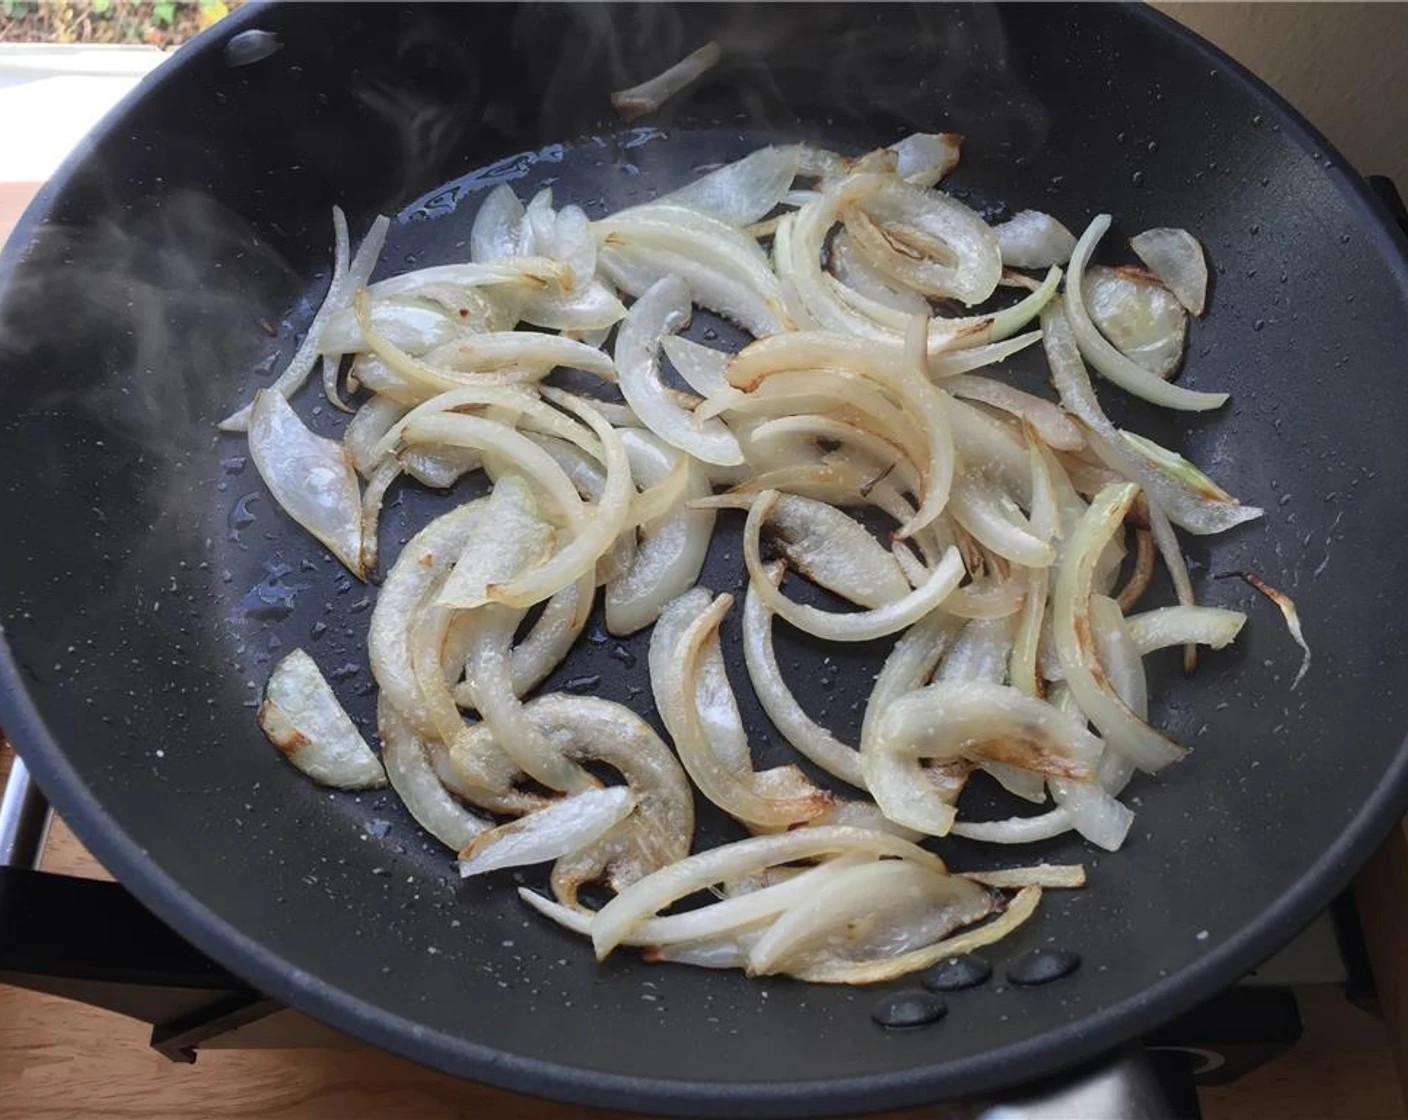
[{"xmin": 1158, "ymin": 3, "xmax": 1408, "ymax": 186}]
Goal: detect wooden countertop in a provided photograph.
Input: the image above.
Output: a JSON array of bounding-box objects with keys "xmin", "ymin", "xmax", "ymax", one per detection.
[{"xmin": 1, "ymin": 181, "xmax": 1405, "ymax": 1120}]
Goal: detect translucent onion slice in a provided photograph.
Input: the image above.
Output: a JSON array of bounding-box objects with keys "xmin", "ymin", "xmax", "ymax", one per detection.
[
  {"xmin": 447, "ymin": 695, "xmax": 693, "ymax": 902},
  {"xmin": 653, "ymin": 588, "xmax": 748, "ymax": 773},
  {"xmin": 590, "ymin": 826, "xmax": 945, "ymax": 959},
  {"xmin": 615, "ymin": 275, "xmax": 743, "ymax": 466},
  {"xmin": 726, "ymin": 332, "xmax": 954, "ymax": 538},
  {"xmin": 649, "ymin": 590, "xmax": 832, "ymax": 830},
  {"xmin": 748, "ymin": 859, "xmax": 994, "ymax": 977},
  {"xmin": 933, "ymin": 615, "xmax": 1019, "ymax": 686},
  {"xmin": 789, "ymin": 885, "xmax": 1042, "ymax": 985},
  {"xmin": 992, "ymin": 210, "xmax": 1077, "ymax": 269},
  {"xmin": 891, "ymin": 132, "xmax": 962, "ymax": 188},
  {"xmin": 761, "ymin": 493, "xmax": 912, "ymax": 608},
  {"xmin": 606, "ymin": 430, "xmax": 714, "ymax": 635},
  {"xmin": 1042, "ymin": 305, "xmax": 1262, "ymax": 535},
  {"xmin": 743, "ymin": 561, "xmax": 865, "ymax": 789},
  {"xmin": 1126, "ymin": 606, "xmax": 1247, "ymax": 654},
  {"xmin": 462, "ymin": 603, "xmax": 595, "ymax": 794},
  {"xmin": 247, "ymin": 390, "xmax": 365, "ymax": 577},
  {"xmin": 661, "ymin": 335, "xmax": 732, "ymax": 398},
  {"xmin": 1119, "ymin": 430, "xmax": 1236, "ymax": 503},
  {"xmin": 611, "ymin": 40, "xmax": 721, "ymax": 120},
  {"xmin": 945, "ymin": 374, "xmax": 1084, "ymax": 451},
  {"xmin": 1065, "ymin": 215, "xmax": 1226, "ymax": 411},
  {"xmin": 470, "ymin": 182, "xmax": 530, "ymax": 263},
  {"xmin": 258, "ymin": 649, "xmax": 386, "ymax": 789},
  {"xmin": 842, "ymin": 178, "xmax": 1002, "ymax": 305},
  {"xmin": 458, "ymin": 787, "xmax": 635, "ymax": 877},
  {"xmin": 745, "ymin": 492, "xmax": 966, "ymax": 642},
  {"xmin": 1083, "ymin": 265, "xmax": 1187, "ymax": 380},
  {"xmin": 437, "ymin": 474, "xmax": 555, "ymax": 610},
  {"xmin": 378, "ymin": 698, "xmax": 490, "ymax": 850},
  {"xmin": 656, "ymin": 145, "xmax": 802, "ymax": 227},
  {"xmin": 219, "ymin": 211, "xmax": 389, "ymax": 431},
  {"xmin": 343, "ymin": 393, "xmax": 408, "ymax": 478},
  {"xmin": 522, "ymin": 856, "xmax": 868, "ymax": 949},
  {"xmin": 829, "ymin": 229, "xmax": 930, "ymax": 317},
  {"xmin": 872, "ymin": 681, "xmax": 1102, "ymax": 835},
  {"xmin": 1011, "ymin": 434, "xmax": 1060, "ymax": 699},
  {"xmin": 597, "ymin": 204, "xmax": 787, "ymax": 337},
  {"xmin": 320, "ymin": 300, "xmax": 462, "ymax": 359},
  {"xmin": 949, "ymin": 472, "xmax": 1056, "ymax": 569},
  {"xmin": 961, "ymin": 864, "xmax": 1085, "ymax": 890},
  {"xmin": 1054, "ymin": 482, "xmax": 1186, "ymax": 772},
  {"xmin": 1131, "ymin": 227, "xmax": 1208, "ymax": 316},
  {"xmin": 1046, "ymin": 595, "xmax": 1139, "ymax": 851},
  {"xmin": 860, "ymin": 610, "xmax": 968, "ymax": 831}
]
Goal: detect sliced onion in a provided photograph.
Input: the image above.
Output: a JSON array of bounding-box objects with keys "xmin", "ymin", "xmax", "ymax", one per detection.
[
  {"xmin": 611, "ymin": 40, "xmax": 721, "ymax": 120},
  {"xmin": 321, "ymin": 299, "xmax": 464, "ymax": 359},
  {"xmin": 891, "ymin": 132, "xmax": 962, "ymax": 188},
  {"xmin": 993, "ymin": 210, "xmax": 1077, "ymax": 269},
  {"xmin": 656, "ymin": 145, "xmax": 802, "ymax": 228},
  {"xmin": 436, "ymin": 474, "xmax": 554, "ymax": 610},
  {"xmin": 343, "ymin": 393, "xmax": 408, "ymax": 477},
  {"xmin": 1065, "ymin": 215, "xmax": 1226, "ymax": 411},
  {"xmin": 522, "ymin": 856, "xmax": 867, "ymax": 949},
  {"xmin": 219, "ymin": 211, "xmax": 389, "ymax": 431},
  {"xmin": 1119, "ymin": 430, "xmax": 1237, "ymax": 503},
  {"xmin": 458, "ymin": 787, "xmax": 635, "ymax": 876},
  {"xmin": 649, "ymin": 590, "xmax": 832, "ymax": 830},
  {"xmin": 462, "ymin": 603, "xmax": 596, "ymax": 793},
  {"xmin": 789, "ymin": 885, "xmax": 1041, "ymax": 985},
  {"xmin": 1083, "ymin": 265, "xmax": 1187, "ymax": 380},
  {"xmin": 590, "ymin": 826, "xmax": 945, "ymax": 959},
  {"xmin": 744, "ymin": 561, "xmax": 864, "ymax": 789},
  {"xmin": 872, "ymin": 681, "xmax": 1101, "ymax": 835},
  {"xmin": 615, "ymin": 275, "xmax": 743, "ymax": 465},
  {"xmin": 945, "ymin": 374, "xmax": 1084, "ymax": 451},
  {"xmin": 258, "ymin": 649, "xmax": 386, "ymax": 789},
  {"xmin": 747, "ymin": 859, "xmax": 993, "ymax": 977},
  {"xmin": 842, "ymin": 178, "xmax": 1002, "ymax": 305},
  {"xmin": 1220, "ymin": 571, "xmax": 1311, "ymax": 689},
  {"xmin": 962, "ymin": 864, "xmax": 1085, "ymax": 889},
  {"xmin": 949, "ymin": 472, "xmax": 1055, "ymax": 569},
  {"xmin": 378, "ymin": 698, "xmax": 490, "ymax": 850},
  {"xmin": 247, "ymin": 390, "xmax": 365, "ymax": 577},
  {"xmin": 1054, "ymin": 482, "xmax": 1186, "ymax": 772},
  {"xmin": 726, "ymin": 332, "xmax": 954, "ymax": 538},
  {"xmin": 1042, "ymin": 304, "xmax": 1262, "ymax": 535},
  {"xmin": 934, "ymin": 615, "xmax": 1018, "ymax": 686},
  {"xmin": 829, "ymin": 228, "xmax": 931, "ymax": 317},
  {"xmin": 451, "ymin": 695, "xmax": 693, "ymax": 902},
  {"xmin": 470, "ymin": 182, "xmax": 530, "ymax": 263},
  {"xmin": 597, "ymin": 204, "xmax": 787, "ymax": 337},
  {"xmin": 745, "ymin": 492, "xmax": 965, "ymax": 642},
  {"xmin": 762, "ymin": 493, "xmax": 911, "ymax": 608},
  {"xmin": 661, "ymin": 335, "xmax": 732, "ymax": 397},
  {"xmin": 606, "ymin": 429, "xmax": 714, "ymax": 635},
  {"xmin": 1131, "ymin": 227, "xmax": 1208, "ymax": 316},
  {"xmin": 1127, "ymin": 605, "xmax": 1247, "ymax": 654}
]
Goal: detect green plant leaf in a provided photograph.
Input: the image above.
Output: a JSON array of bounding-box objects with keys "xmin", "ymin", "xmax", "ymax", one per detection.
[
  {"xmin": 152, "ymin": 0, "xmax": 176, "ymax": 25},
  {"xmin": 91, "ymin": 0, "xmax": 113, "ymax": 13}
]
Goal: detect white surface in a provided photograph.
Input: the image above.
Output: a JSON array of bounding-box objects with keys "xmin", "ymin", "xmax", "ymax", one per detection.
[{"xmin": 0, "ymin": 44, "xmax": 168, "ymax": 182}]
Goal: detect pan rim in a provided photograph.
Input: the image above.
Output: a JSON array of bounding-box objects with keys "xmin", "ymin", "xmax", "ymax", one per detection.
[{"xmin": 3, "ymin": 3, "xmax": 1408, "ymax": 1115}]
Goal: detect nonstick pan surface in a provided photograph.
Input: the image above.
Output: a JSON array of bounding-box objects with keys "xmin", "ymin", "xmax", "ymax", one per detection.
[{"xmin": 2, "ymin": 4, "xmax": 1408, "ymax": 1116}]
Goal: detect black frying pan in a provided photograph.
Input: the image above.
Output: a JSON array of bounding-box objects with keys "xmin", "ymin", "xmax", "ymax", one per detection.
[{"xmin": 2, "ymin": 4, "xmax": 1408, "ymax": 1116}]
